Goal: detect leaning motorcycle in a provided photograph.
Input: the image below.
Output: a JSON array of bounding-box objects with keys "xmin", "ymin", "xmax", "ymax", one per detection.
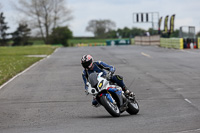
[{"xmin": 86, "ymin": 72, "xmax": 139, "ymax": 117}]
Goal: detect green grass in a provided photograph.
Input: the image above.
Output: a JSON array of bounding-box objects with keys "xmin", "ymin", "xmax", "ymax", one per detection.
[
  {"xmin": 68, "ymin": 38, "xmax": 107, "ymax": 44},
  {"xmin": 0, "ymin": 45, "xmax": 57, "ymax": 86},
  {"xmin": 30, "ymin": 38, "xmax": 130, "ymax": 46},
  {"xmin": 30, "ymin": 38, "xmax": 110, "ymax": 45},
  {"xmin": 29, "ymin": 38, "xmax": 45, "ymax": 45},
  {"xmin": 68, "ymin": 38, "xmax": 125, "ymax": 44}
]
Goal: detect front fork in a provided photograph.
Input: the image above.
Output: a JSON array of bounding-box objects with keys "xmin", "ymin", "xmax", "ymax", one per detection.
[
  {"xmin": 98, "ymin": 90, "xmax": 123, "ymax": 106},
  {"xmin": 105, "ymin": 93, "xmax": 116, "ymax": 104},
  {"xmin": 98, "ymin": 91, "xmax": 116, "ymax": 104}
]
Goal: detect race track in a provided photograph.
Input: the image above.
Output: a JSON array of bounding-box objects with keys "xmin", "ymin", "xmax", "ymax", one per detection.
[{"xmin": 0, "ymin": 45, "xmax": 200, "ymax": 133}]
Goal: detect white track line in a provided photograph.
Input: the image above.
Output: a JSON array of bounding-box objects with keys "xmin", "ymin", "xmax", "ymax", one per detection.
[
  {"xmin": 180, "ymin": 50, "xmax": 200, "ymax": 55},
  {"xmin": 141, "ymin": 52, "xmax": 152, "ymax": 58},
  {"xmin": 0, "ymin": 48, "xmax": 59, "ymax": 90},
  {"xmin": 173, "ymin": 99, "xmax": 200, "ymax": 133},
  {"xmin": 174, "ymin": 128, "xmax": 200, "ymax": 133},
  {"xmin": 0, "ymin": 60, "xmax": 39, "ymax": 90},
  {"xmin": 184, "ymin": 99, "xmax": 192, "ymax": 104}
]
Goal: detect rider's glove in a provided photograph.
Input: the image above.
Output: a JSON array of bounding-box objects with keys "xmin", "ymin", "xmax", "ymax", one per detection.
[
  {"xmin": 110, "ymin": 67, "xmax": 115, "ymax": 74},
  {"xmin": 106, "ymin": 72, "xmax": 112, "ymax": 80}
]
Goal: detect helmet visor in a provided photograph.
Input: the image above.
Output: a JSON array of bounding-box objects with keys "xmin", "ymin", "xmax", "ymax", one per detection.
[{"xmin": 81, "ymin": 59, "xmax": 93, "ymax": 69}]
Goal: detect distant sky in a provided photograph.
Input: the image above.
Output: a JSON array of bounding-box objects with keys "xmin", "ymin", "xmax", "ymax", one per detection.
[{"xmin": 2, "ymin": 0, "xmax": 200, "ymax": 36}]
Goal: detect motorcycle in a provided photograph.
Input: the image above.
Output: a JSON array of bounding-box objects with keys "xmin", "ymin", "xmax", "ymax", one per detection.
[{"xmin": 86, "ymin": 72, "xmax": 139, "ymax": 117}]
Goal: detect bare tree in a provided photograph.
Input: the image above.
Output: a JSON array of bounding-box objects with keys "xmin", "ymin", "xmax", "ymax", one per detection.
[
  {"xmin": 14, "ymin": 0, "xmax": 73, "ymax": 44},
  {"xmin": 86, "ymin": 19, "xmax": 116, "ymax": 38}
]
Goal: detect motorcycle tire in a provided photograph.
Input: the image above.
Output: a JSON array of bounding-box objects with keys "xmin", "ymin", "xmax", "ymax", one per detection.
[
  {"xmin": 126, "ymin": 100, "xmax": 139, "ymax": 115},
  {"xmin": 100, "ymin": 95, "xmax": 120, "ymax": 117}
]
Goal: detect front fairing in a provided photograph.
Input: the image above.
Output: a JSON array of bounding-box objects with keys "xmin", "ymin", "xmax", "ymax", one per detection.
[
  {"xmin": 87, "ymin": 72, "xmax": 108, "ymax": 95},
  {"xmin": 87, "ymin": 72, "xmax": 124, "ymax": 107}
]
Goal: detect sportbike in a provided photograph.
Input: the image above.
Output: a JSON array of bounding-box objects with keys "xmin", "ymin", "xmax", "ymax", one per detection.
[{"xmin": 86, "ymin": 72, "xmax": 139, "ymax": 117}]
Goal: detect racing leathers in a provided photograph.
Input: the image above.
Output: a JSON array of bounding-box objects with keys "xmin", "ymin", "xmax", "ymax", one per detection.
[{"xmin": 82, "ymin": 61, "xmax": 127, "ymax": 94}]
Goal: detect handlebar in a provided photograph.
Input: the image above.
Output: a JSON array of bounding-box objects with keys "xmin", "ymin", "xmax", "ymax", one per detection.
[{"xmin": 106, "ymin": 72, "xmax": 113, "ymax": 80}]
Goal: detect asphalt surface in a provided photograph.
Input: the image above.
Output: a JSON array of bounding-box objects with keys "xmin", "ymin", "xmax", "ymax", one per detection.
[{"xmin": 0, "ymin": 45, "xmax": 200, "ymax": 133}]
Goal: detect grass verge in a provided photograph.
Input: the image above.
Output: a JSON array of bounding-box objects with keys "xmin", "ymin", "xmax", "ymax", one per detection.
[
  {"xmin": 0, "ymin": 45, "xmax": 58, "ymax": 86},
  {"xmin": 68, "ymin": 38, "xmax": 124, "ymax": 44}
]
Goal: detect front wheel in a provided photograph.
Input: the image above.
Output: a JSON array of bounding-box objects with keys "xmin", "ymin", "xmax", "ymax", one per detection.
[
  {"xmin": 126, "ymin": 100, "xmax": 139, "ymax": 115},
  {"xmin": 100, "ymin": 95, "xmax": 120, "ymax": 117}
]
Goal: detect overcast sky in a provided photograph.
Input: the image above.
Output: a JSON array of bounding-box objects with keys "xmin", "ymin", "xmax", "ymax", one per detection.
[{"xmin": 2, "ymin": 0, "xmax": 200, "ymax": 37}]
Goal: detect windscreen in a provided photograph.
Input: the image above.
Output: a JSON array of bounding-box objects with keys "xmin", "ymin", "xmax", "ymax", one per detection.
[{"xmin": 88, "ymin": 72, "xmax": 98, "ymax": 88}]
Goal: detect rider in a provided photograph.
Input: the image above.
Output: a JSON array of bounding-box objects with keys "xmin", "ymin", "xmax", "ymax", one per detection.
[{"xmin": 81, "ymin": 54, "xmax": 135, "ymax": 107}]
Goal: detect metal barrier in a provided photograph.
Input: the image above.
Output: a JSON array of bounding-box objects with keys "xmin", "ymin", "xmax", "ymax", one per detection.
[
  {"xmin": 106, "ymin": 39, "xmax": 130, "ymax": 46},
  {"xmin": 134, "ymin": 35, "xmax": 160, "ymax": 46}
]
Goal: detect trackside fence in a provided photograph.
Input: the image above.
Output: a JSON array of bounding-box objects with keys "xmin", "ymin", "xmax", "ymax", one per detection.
[
  {"xmin": 76, "ymin": 37, "xmax": 200, "ymax": 49},
  {"xmin": 160, "ymin": 38, "xmax": 183, "ymax": 49},
  {"xmin": 134, "ymin": 35, "xmax": 160, "ymax": 46}
]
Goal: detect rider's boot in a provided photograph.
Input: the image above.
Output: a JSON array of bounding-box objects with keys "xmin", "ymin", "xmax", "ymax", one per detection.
[
  {"xmin": 92, "ymin": 97, "xmax": 100, "ymax": 107},
  {"xmin": 123, "ymin": 86, "xmax": 135, "ymax": 100}
]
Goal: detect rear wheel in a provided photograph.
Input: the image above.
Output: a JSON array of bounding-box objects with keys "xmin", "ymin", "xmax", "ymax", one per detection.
[
  {"xmin": 100, "ymin": 95, "xmax": 120, "ymax": 117},
  {"xmin": 126, "ymin": 100, "xmax": 139, "ymax": 115}
]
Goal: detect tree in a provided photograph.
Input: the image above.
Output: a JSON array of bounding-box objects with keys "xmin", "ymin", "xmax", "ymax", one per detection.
[
  {"xmin": 0, "ymin": 12, "xmax": 9, "ymax": 46},
  {"xmin": 86, "ymin": 19, "xmax": 116, "ymax": 38},
  {"xmin": 132, "ymin": 27, "xmax": 146, "ymax": 37},
  {"xmin": 12, "ymin": 23, "xmax": 31, "ymax": 46},
  {"xmin": 147, "ymin": 28, "xmax": 158, "ymax": 36},
  {"xmin": 196, "ymin": 31, "xmax": 200, "ymax": 37},
  {"xmin": 15, "ymin": 0, "xmax": 73, "ymax": 44},
  {"xmin": 105, "ymin": 30, "xmax": 117, "ymax": 38},
  {"xmin": 49, "ymin": 26, "xmax": 72, "ymax": 46},
  {"xmin": 169, "ymin": 29, "xmax": 179, "ymax": 38},
  {"xmin": 116, "ymin": 27, "xmax": 132, "ymax": 38},
  {"xmin": 103, "ymin": 27, "xmax": 147, "ymax": 38}
]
